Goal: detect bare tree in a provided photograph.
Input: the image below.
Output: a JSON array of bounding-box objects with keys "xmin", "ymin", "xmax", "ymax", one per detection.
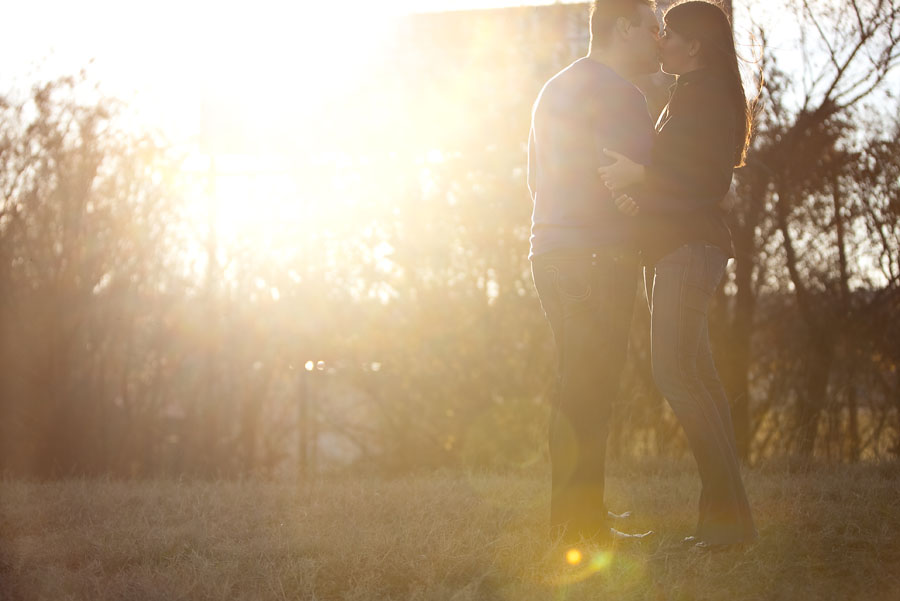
[{"xmin": 723, "ymin": 0, "xmax": 900, "ymax": 461}]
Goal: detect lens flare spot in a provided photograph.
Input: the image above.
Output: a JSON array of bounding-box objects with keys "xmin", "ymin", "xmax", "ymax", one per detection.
[
  {"xmin": 590, "ymin": 550, "xmax": 613, "ymax": 571},
  {"xmin": 554, "ymin": 548, "xmax": 618, "ymax": 586}
]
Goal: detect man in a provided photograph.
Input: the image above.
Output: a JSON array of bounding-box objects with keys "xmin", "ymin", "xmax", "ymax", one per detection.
[{"xmin": 527, "ymin": 0, "xmax": 660, "ymax": 546}]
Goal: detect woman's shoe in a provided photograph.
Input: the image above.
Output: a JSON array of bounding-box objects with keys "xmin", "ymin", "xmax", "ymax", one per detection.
[{"xmin": 693, "ymin": 540, "xmax": 750, "ymax": 552}]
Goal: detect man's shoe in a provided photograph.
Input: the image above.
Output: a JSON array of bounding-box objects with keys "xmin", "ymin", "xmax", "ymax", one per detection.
[{"xmin": 610, "ymin": 527, "xmax": 654, "ymax": 541}]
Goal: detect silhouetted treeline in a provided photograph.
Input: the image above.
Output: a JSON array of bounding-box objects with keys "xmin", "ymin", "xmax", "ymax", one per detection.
[{"xmin": 1, "ymin": 2, "xmax": 898, "ymax": 478}]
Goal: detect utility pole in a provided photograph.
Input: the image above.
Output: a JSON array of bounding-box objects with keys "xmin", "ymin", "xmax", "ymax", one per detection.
[
  {"xmin": 722, "ymin": 0, "xmax": 753, "ymax": 465},
  {"xmin": 203, "ymin": 141, "xmax": 220, "ymax": 476},
  {"xmin": 299, "ymin": 364, "xmax": 310, "ymax": 480},
  {"xmin": 298, "ymin": 361, "xmax": 318, "ymax": 481}
]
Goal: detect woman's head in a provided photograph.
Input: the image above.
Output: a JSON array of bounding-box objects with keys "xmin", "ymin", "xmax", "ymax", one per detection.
[{"xmin": 660, "ymin": 1, "xmax": 752, "ymax": 167}]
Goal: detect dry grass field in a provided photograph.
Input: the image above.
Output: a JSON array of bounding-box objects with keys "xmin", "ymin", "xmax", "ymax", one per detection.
[{"xmin": 2, "ymin": 460, "xmax": 899, "ymax": 600}]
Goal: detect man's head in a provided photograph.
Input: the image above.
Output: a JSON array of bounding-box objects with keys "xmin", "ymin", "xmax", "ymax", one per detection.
[{"xmin": 589, "ymin": 0, "xmax": 660, "ymax": 76}]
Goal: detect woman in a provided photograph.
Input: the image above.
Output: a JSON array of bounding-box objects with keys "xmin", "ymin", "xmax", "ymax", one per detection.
[{"xmin": 597, "ymin": 0, "xmax": 758, "ymax": 550}]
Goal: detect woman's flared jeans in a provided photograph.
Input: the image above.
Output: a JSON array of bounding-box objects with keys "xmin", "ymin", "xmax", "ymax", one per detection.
[{"xmin": 645, "ymin": 242, "xmax": 758, "ymax": 545}]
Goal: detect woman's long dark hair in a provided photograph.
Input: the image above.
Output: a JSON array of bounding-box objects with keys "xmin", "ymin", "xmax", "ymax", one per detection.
[{"xmin": 665, "ymin": 1, "xmax": 752, "ymax": 168}]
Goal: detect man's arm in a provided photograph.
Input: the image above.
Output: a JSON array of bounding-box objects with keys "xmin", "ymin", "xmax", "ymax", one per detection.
[{"xmin": 595, "ymin": 84, "xmax": 655, "ymax": 182}]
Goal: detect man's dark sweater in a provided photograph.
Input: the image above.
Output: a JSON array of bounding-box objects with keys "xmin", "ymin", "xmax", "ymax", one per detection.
[
  {"xmin": 633, "ymin": 67, "xmax": 737, "ymax": 265},
  {"xmin": 527, "ymin": 58, "xmax": 654, "ymax": 260}
]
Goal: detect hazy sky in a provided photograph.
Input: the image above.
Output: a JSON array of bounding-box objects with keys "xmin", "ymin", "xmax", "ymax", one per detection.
[
  {"xmin": 0, "ymin": 1, "xmax": 575, "ymax": 87},
  {"xmin": 3, "ymin": 1, "xmax": 891, "ymax": 143},
  {"xmin": 1, "ymin": 1, "xmax": 586, "ymax": 142}
]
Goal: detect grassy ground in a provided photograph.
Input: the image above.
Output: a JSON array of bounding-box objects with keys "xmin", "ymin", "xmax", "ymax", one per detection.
[{"xmin": 2, "ymin": 460, "xmax": 899, "ymax": 600}]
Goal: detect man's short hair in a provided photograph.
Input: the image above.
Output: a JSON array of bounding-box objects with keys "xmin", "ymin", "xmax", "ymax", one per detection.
[{"xmin": 589, "ymin": 0, "xmax": 657, "ymax": 49}]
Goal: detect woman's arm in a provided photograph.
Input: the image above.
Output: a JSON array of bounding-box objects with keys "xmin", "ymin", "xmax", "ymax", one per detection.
[
  {"xmin": 600, "ymin": 86, "xmax": 737, "ymax": 215},
  {"xmin": 637, "ymin": 107, "xmax": 735, "ymax": 213},
  {"xmin": 597, "ymin": 149, "xmax": 718, "ymax": 215}
]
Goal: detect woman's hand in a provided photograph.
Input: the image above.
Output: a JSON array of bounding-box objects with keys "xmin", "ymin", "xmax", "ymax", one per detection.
[
  {"xmin": 613, "ymin": 194, "xmax": 641, "ymax": 217},
  {"xmin": 597, "ymin": 149, "xmax": 645, "ymax": 191}
]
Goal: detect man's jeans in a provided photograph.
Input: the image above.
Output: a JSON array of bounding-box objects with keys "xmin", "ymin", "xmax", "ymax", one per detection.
[
  {"xmin": 645, "ymin": 242, "xmax": 758, "ymax": 545},
  {"xmin": 532, "ymin": 247, "xmax": 639, "ymax": 543}
]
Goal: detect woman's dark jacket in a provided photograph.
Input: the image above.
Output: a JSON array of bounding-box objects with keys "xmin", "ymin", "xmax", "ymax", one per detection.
[{"xmin": 633, "ymin": 67, "xmax": 738, "ymax": 266}]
